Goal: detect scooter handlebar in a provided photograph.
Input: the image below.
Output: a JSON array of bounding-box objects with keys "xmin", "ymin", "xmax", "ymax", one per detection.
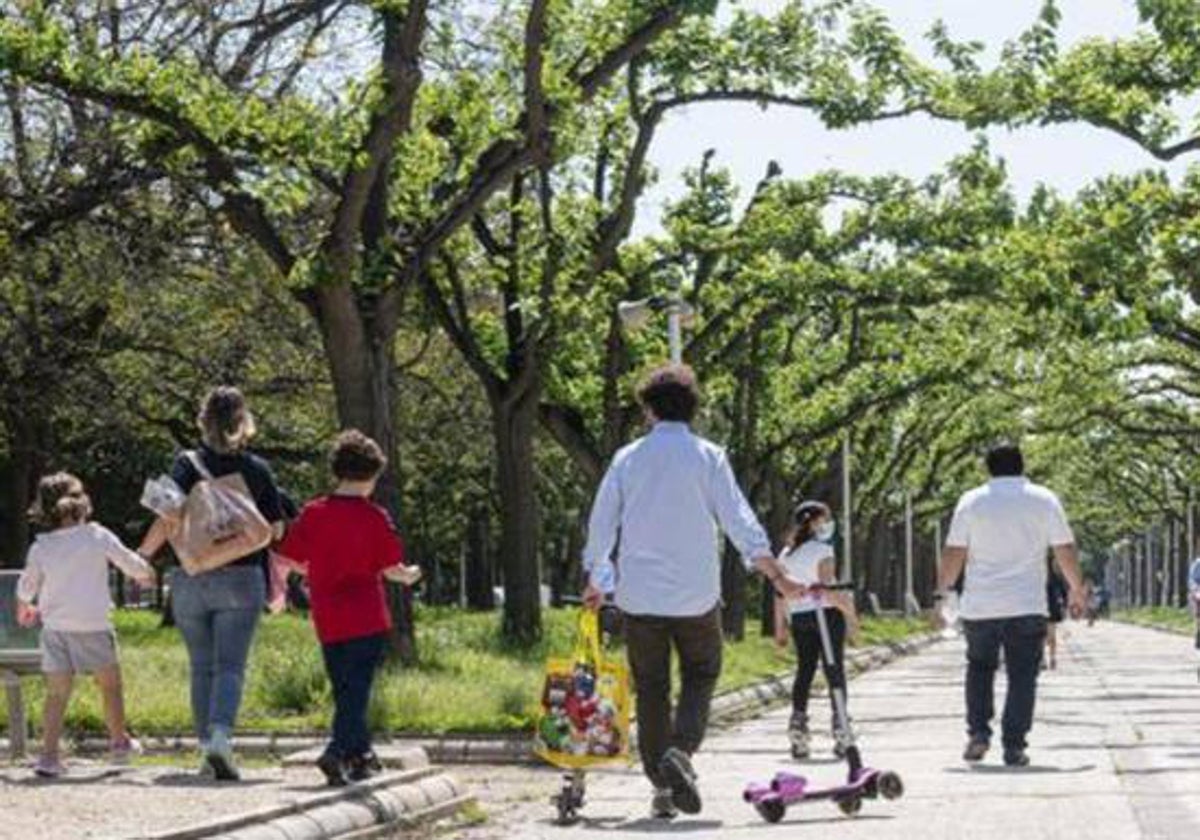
[{"xmin": 808, "ymin": 582, "xmax": 855, "ymax": 593}]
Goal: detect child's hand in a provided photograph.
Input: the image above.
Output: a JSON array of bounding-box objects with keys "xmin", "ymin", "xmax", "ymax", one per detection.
[
  {"xmin": 135, "ymin": 572, "xmax": 157, "ymax": 588},
  {"xmin": 774, "ymin": 627, "xmax": 790, "ymax": 649},
  {"xmin": 16, "ymin": 602, "xmax": 39, "ymax": 628},
  {"xmin": 384, "ymin": 564, "xmax": 422, "ymax": 586}
]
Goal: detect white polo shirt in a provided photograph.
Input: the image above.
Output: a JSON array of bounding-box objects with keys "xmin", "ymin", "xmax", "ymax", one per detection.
[{"xmin": 945, "ymin": 477, "xmax": 1075, "ymax": 621}]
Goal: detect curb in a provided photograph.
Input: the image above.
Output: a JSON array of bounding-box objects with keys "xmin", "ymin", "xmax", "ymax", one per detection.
[
  {"xmin": 4, "ymin": 633, "xmax": 943, "ymax": 768},
  {"xmin": 1111, "ymin": 617, "xmax": 1192, "ymax": 637},
  {"xmin": 706, "ymin": 631, "xmax": 944, "ymax": 723},
  {"xmin": 138, "ymin": 763, "xmax": 471, "ymax": 840}
]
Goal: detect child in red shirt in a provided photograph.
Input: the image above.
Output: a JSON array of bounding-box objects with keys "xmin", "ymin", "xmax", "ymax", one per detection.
[{"xmin": 280, "ymin": 430, "xmax": 421, "ymax": 786}]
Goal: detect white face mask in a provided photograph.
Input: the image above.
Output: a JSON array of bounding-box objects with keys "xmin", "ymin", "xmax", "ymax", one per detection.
[{"xmin": 815, "ymin": 521, "xmax": 836, "ymax": 543}]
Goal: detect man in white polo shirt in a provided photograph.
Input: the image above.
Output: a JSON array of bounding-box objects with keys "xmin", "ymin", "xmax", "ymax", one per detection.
[
  {"xmin": 582, "ymin": 364, "xmax": 803, "ymax": 819},
  {"xmin": 937, "ymin": 443, "xmax": 1085, "ymax": 767}
]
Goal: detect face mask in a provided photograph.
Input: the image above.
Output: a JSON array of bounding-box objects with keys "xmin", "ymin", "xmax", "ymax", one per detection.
[{"xmin": 815, "ymin": 521, "xmax": 836, "ymax": 543}]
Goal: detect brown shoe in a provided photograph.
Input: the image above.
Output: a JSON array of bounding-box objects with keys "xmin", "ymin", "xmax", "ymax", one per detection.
[{"xmin": 963, "ymin": 739, "xmax": 989, "ymax": 762}]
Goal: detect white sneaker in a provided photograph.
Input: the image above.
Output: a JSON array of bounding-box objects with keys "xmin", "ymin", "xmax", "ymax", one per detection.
[
  {"xmin": 205, "ymin": 728, "xmax": 240, "ymax": 781},
  {"xmin": 651, "ymin": 787, "xmax": 678, "ymax": 820},
  {"xmin": 109, "ymin": 736, "xmax": 143, "ymax": 765}
]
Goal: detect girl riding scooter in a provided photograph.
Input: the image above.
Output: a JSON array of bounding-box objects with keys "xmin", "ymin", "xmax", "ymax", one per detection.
[{"xmin": 774, "ymin": 501, "xmax": 860, "ymax": 759}]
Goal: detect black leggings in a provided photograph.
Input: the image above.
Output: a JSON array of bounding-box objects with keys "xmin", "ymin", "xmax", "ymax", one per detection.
[{"xmin": 790, "ymin": 608, "xmax": 847, "ymax": 720}]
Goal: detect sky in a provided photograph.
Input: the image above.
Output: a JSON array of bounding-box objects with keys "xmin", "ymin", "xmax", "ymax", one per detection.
[{"xmin": 636, "ymin": 0, "xmax": 1197, "ymax": 235}]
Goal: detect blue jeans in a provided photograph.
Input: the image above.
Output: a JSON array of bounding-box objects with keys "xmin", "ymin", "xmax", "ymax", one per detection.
[
  {"xmin": 964, "ymin": 615, "xmax": 1047, "ymax": 750},
  {"xmin": 321, "ymin": 633, "xmax": 386, "ymax": 760},
  {"xmin": 171, "ymin": 566, "xmax": 265, "ymax": 741}
]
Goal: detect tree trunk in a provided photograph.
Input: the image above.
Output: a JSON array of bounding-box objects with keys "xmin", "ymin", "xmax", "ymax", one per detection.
[
  {"xmin": 721, "ymin": 543, "xmax": 746, "ymax": 639},
  {"xmin": 314, "ymin": 282, "xmax": 416, "ymax": 662},
  {"xmin": 760, "ymin": 468, "xmax": 793, "ymax": 638},
  {"xmin": 465, "ymin": 503, "xmax": 495, "ymax": 610},
  {"xmin": 0, "ymin": 416, "xmax": 42, "ymax": 569},
  {"xmin": 490, "ymin": 384, "xmax": 543, "ymax": 643}
]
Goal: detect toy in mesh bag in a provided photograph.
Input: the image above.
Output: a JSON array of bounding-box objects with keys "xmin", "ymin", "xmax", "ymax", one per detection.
[{"xmin": 534, "ymin": 609, "xmax": 630, "ymax": 823}]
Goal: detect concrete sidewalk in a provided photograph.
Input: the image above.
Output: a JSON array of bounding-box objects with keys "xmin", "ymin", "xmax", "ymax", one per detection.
[{"xmin": 457, "ymin": 620, "xmax": 1200, "ymax": 839}]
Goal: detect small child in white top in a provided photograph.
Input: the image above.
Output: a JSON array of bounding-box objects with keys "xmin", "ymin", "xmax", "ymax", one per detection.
[
  {"xmin": 773, "ymin": 500, "xmax": 859, "ymax": 760},
  {"xmin": 16, "ymin": 472, "xmax": 155, "ymax": 778}
]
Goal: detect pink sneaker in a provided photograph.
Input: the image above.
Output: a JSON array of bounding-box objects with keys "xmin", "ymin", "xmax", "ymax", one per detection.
[
  {"xmin": 33, "ymin": 755, "xmax": 66, "ymax": 778},
  {"xmin": 109, "ymin": 736, "xmax": 143, "ymax": 765}
]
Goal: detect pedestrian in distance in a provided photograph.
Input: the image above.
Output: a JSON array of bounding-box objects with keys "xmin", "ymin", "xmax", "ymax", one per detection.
[
  {"xmin": 1188, "ymin": 554, "xmax": 1200, "ymax": 681},
  {"xmin": 1044, "ymin": 556, "xmax": 1068, "ymax": 670},
  {"xmin": 582, "ymin": 363, "xmax": 804, "ymax": 820},
  {"xmin": 16, "ymin": 472, "xmax": 155, "ymax": 778},
  {"xmin": 936, "ymin": 443, "xmax": 1086, "ymax": 768},
  {"xmin": 773, "ymin": 500, "xmax": 860, "ymax": 760}
]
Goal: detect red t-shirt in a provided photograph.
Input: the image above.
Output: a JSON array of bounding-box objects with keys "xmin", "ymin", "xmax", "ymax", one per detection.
[{"xmin": 279, "ymin": 495, "xmax": 405, "ymax": 644}]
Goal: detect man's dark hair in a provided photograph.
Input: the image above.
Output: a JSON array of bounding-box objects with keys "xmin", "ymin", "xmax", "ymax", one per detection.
[
  {"xmin": 331, "ymin": 429, "xmax": 388, "ymax": 482},
  {"xmin": 985, "ymin": 443, "xmax": 1024, "ymax": 477},
  {"xmin": 637, "ymin": 364, "xmax": 700, "ymax": 423}
]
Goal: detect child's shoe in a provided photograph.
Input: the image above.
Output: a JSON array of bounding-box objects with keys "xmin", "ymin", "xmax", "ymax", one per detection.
[
  {"xmin": 345, "ymin": 750, "xmax": 383, "ymax": 782},
  {"xmin": 316, "ymin": 752, "xmax": 348, "ymax": 787},
  {"xmin": 109, "ymin": 735, "xmax": 143, "ymax": 766},
  {"xmin": 33, "ymin": 754, "xmax": 66, "ymax": 779},
  {"xmin": 346, "ymin": 751, "xmax": 381, "ymax": 783},
  {"xmin": 788, "ymin": 712, "xmax": 810, "ymax": 760}
]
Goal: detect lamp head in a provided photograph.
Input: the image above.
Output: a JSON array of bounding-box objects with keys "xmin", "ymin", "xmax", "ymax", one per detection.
[{"xmin": 618, "ymin": 298, "xmax": 655, "ymax": 331}]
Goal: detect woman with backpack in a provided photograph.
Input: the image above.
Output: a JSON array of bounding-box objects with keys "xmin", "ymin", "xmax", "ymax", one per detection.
[{"xmin": 140, "ymin": 386, "xmax": 285, "ymax": 780}]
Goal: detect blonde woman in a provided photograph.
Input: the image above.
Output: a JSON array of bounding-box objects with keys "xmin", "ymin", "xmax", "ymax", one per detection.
[{"xmin": 140, "ymin": 386, "xmax": 285, "ymax": 780}]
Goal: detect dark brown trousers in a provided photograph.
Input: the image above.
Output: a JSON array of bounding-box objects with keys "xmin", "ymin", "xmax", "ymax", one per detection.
[{"xmin": 623, "ymin": 606, "xmax": 723, "ymax": 786}]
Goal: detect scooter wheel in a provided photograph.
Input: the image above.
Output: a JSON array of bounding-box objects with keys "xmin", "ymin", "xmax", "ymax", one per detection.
[
  {"xmin": 878, "ymin": 771, "xmax": 904, "ymax": 800},
  {"xmin": 554, "ymin": 795, "xmax": 579, "ymax": 826},
  {"xmin": 756, "ymin": 800, "xmax": 786, "ymax": 824},
  {"xmin": 837, "ymin": 796, "xmax": 863, "ymax": 817}
]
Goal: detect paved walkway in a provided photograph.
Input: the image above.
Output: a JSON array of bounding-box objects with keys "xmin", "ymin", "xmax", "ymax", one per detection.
[{"xmin": 457, "ymin": 620, "xmax": 1200, "ymax": 839}]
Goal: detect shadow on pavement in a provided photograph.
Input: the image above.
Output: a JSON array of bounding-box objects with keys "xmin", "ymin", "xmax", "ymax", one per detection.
[
  {"xmin": 152, "ymin": 773, "xmax": 274, "ymax": 788},
  {"xmin": 945, "ymin": 763, "xmax": 1096, "ymax": 775}
]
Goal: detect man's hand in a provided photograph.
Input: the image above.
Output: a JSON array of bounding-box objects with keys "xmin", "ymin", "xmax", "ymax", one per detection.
[
  {"xmin": 1068, "ymin": 584, "xmax": 1086, "ymax": 620},
  {"xmin": 582, "ymin": 582, "xmax": 605, "ymax": 612},
  {"xmin": 775, "ymin": 576, "xmax": 807, "ymax": 602}
]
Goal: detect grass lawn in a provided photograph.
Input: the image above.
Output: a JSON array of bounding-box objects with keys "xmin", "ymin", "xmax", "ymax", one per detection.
[
  {"xmin": 1116, "ymin": 606, "xmax": 1194, "ymax": 634},
  {"xmin": 0, "ymin": 607, "xmax": 929, "ymax": 738}
]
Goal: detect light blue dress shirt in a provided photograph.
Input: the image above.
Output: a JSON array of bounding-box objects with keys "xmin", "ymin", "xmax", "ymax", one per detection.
[{"xmin": 582, "ymin": 422, "xmax": 773, "ymax": 617}]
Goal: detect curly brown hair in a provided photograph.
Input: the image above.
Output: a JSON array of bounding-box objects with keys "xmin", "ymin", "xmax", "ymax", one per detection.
[
  {"xmin": 637, "ymin": 363, "xmax": 700, "ymax": 423},
  {"xmin": 330, "ymin": 429, "xmax": 388, "ymax": 482},
  {"xmin": 28, "ymin": 472, "xmax": 93, "ymax": 529}
]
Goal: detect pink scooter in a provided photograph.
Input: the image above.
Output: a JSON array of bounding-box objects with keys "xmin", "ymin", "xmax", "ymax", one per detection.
[{"xmin": 744, "ymin": 583, "xmax": 904, "ymax": 823}]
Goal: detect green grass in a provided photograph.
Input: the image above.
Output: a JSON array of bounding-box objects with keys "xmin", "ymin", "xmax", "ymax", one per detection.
[
  {"xmin": 1116, "ymin": 606, "xmax": 1194, "ymax": 634},
  {"xmin": 0, "ymin": 608, "xmax": 929, "ymax": 738}
]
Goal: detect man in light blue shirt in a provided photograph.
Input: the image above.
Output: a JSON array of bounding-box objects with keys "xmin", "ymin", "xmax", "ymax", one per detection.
[{"xmin": 582, "ymin": 364, "xmax": 802, "ymax": 819}]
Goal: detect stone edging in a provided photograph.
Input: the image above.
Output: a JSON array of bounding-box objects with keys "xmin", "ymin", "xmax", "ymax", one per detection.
[
  {"xmin": 402, "ymin": 630, "xmax": 946, "ymax": 766},
  {"xmin": 1111, "ymin": 617, "xmax": 1192, "ymax": 637},
  {"xmin": 705, "ymin": 631, "xmax": 944, "ymax": 724},
  {"xmin": 5, "ymin": 632, "xmax": 943, "ymax": 767},
  {"xmin": 140, "ymin": 763, "xmax": 471, "ymax": 840}
]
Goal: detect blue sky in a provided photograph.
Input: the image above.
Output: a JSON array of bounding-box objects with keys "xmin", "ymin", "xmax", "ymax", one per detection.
[{"xmin": 636, "ymin": 0, "xmax": 1196, "ymax": 234}]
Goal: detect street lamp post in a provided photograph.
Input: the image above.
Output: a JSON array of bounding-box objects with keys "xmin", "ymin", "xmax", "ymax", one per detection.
[
  {"xmin": 842, "ymin": 435, "xmax": 852, "ymax": 583},
  {"xmin": 617, "ymin": 266, "xmax": 694, "ymax": 364},
  {"xmin": 904, "ymin": 492, "xmax": 916, "ymax": 615}
]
